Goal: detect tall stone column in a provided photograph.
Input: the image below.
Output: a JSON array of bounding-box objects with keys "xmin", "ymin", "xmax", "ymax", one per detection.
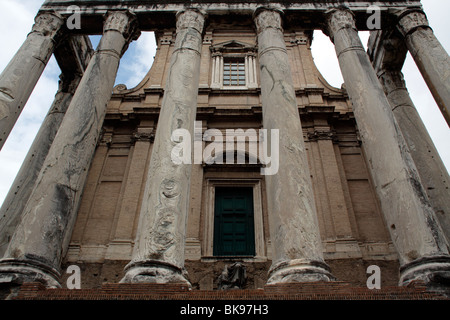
[
  {"xmin": 378, "ymin": 69, "xmax": 450, "ymax": 243},
  {"xmin": 254, "ymin": 7, "xmax": 334, "ymax": 284},
  {"xmin": 0, "ymin": 73, "xmax": 82, "ymax": 257},
  {"xmin": 121, "ymin": 9, "xmax": 205, "ymax": 286},
  {"xmin": 0, "ymin": 11, "xmax": 140, "ymax": 288},
  {"xmin": 396, "ymin": 9, "xmax": 450, "ymax": 126},
  {"xmin": 0, "ymin": 12, "xmax": 64, "ymax": 150},
  {"xmin": 325, "ymin": 8, "xmax": 450, "ymax": 288}
]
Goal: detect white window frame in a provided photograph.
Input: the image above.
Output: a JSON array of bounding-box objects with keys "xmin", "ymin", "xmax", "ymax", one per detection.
[{"xmin": 210, "ymin": 40, "xmax": 258, "ymax": 90}]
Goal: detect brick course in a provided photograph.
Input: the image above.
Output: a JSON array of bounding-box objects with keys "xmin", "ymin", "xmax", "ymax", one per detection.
[{"xmin": 13, "ymin": 281, "xmax": 447, "ymax": 300}]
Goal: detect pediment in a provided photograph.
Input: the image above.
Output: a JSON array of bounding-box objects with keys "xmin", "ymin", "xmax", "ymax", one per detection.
[{"xmin": 211, "ymin": 40, "xmax": 256, "ymax": 53}]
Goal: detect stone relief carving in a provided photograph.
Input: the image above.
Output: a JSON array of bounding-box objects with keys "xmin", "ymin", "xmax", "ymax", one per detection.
[
  {"xmin": 145, "ymin": 179, "xmax": 182, "ymax": 258},
  {"xmin": 147, "ymin": 208, "xmax": 177, "ymax": 258},
  {"xmin": 217, "ymin": 262, "xmax": 247, "ymax": 290}
]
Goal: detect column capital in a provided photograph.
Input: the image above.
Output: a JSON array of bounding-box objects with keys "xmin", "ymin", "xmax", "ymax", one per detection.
[
  {"xmin": 396, "ymin": 9, "xmax": 431, "ymax": 38},
  {"xmin": 377, "ymin": 69, "xmax": 407, "ymax": 95},
  {"xmin": 253, "ymin": 7, "xmax": 284, "ymax": 34},
  {"xmin": 176, "ymin": 9, "xmax": 206, "ymax": 34},
  {"xmin": 103, "ymin": 10, "xmax": 140, "ymax": 43},
  {"xmin": 30, "ymin": 11, "xmax": 64, "ymax": 39},
  {"xmin": 324, "ymin": 8, "xmax": 356, "ymax": 42}
]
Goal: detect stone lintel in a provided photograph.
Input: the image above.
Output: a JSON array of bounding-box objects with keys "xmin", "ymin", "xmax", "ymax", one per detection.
[{"xmin": 39, "ymin": 1, "xmax": 422, "ymax": 33}]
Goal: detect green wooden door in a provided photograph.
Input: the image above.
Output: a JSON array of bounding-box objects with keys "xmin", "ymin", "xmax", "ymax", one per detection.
[{"xmin": 213, "ymin": 187, "xmax": 255, "ymax": 256}]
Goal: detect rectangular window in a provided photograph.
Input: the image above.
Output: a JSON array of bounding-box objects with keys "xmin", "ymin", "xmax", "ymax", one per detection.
[
  {"xmin": 213, "ymin": 187, "xmax": 255, "ymax": 256},
  {"xmin": 223, "ymin": 59, "xmax": 246, "ymax": 87}
]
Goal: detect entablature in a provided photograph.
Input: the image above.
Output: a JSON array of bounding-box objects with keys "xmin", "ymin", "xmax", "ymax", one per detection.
[{"xmin": 40, "ymin": 1, "xmax": 423, "ymax": 33}]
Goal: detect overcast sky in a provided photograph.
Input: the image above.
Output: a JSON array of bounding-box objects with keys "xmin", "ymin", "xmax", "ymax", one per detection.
[{"xmin": 0, "ymin": 0, "xmax": 448, "ymax": 206}]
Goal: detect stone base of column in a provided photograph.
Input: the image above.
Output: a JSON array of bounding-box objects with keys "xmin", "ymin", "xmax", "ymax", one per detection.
[
  {"xmin": 400, "ymin": 255, "xmax": 450, "ymax": 294},
  {"xmin": 0, "ymin": 259, "xmax": 61, "ymax": 288},
  {"xmin": 267, "ymin": 259, "xmax": 335, "ymax": 284},
  {"xmin": 120, "ymin": 260, "xmax": 191, "ymax": 287}
]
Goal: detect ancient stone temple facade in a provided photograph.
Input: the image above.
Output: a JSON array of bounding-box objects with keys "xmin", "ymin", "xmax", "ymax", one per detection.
[{"xmin": 0, "ymin": 0, "xmax": 449, "ymax": 298}]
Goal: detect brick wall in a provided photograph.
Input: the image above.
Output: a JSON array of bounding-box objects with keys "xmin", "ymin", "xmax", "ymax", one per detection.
[{"xmin": 13, "ymin": 281, "xmax": 447, "ymax": 300}]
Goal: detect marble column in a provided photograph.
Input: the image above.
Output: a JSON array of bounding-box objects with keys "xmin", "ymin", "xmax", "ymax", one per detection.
[
  {"xmin": 378, "ymin": 69, "xmax": 450, "ymax": 243},
  {"xmin": 325, "ymin": 8, "xmax": 450, "ymax": 287},
  {"xmin": 396, "ymin": 9, "xmax": 450, "ymax": 126},
  {"xmin": 0, "ymin": 73, "xmax": 82, "ymax": 258},
  {"xmin": 0, "ymin": 11, "xmax": 140, "ymax": 288},
  {"xmin": 0, "ymin": 12, "xmax": 64, "ymax": 150},
  {"xmin": 121, "ymin": 9, "xmax": 205, "ymax": 286},
  {"xmin": 254, "ymin": 7, "xmax": 334, "ymax": 284}
]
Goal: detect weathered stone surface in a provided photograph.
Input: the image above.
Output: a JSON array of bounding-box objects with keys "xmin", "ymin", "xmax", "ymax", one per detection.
[
  {"xmin": 378, "ymin": 70, "xmax": 450, "ymax": 243},
  {"xmin": 396, "ymin": 9, "xmax": 450, "ymax": 126},
  {"xmin": 254, "ymin": 7, "xmax": 333, "ymax": 284},
  {"xmin": 121, "ymin": 9, "xmax": 205, "ymax": 286},
  {"xmin": 0, "ymin": 35, "xmax": 93, "ymax": 258},
  {"xmin": 0, "ymin": 12, "xmax": 64, "ymax": 150},
  {"xmin": 0, "ymin": 74, "xmax": 81, "ymax": 258},
  {"xmin": 325, "ymin": 8, "xmax": 450, "ymax": 287},
  {"xmin": 0, "ymin": 10, "xmax": 139, "ymax": 287}
]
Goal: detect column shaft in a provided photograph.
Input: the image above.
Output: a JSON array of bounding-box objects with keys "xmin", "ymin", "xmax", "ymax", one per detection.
[
  {"xmin": 0, "ymin": 11, "xmax": 139, "ymax": 287},
  {"xmin": 254, "ymin": 8, "xmax": 334, "ymax": 284},
  {"xmin": 379, "ymin": 70, "xmax": 450, "ymax": 243},
  {"xmin": 0, "ymin": 12, "xmax": 64, "ymax": 150},
  {"xmin": 397, "ymin": 10, "xmax": 450, "ymax": 126},
  {"xmin": 326, "ymin": 8, "xmax": 450, "ymax": 287},
  {"xmin": 121, "ymin": 9, "xmax": 205, "ymax": 286},
  {"xmin": 0, "ymin": 73, "xmax": 81, "ymax": 257}
]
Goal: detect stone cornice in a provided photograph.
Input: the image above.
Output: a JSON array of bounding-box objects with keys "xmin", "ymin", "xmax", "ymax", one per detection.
[{"xmin": 40, "ymin": 1, "xmax": 423, "ymax": 33}]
